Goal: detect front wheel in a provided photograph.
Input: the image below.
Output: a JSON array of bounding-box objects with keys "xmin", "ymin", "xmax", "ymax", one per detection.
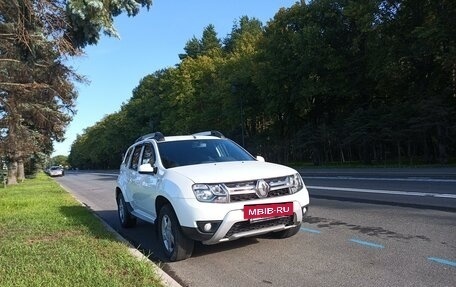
[
  {"xmin": 157, "ymin": 204, "xmax": 194, "ymax": 261},
  {"xmin": 271, "ymin": 223, "xmax": 301, "ymax": 239}
]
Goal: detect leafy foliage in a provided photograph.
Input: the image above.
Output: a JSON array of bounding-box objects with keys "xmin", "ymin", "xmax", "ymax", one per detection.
[
  {"xmin": 0, "ymin": 0, "xmax": 151, "ymax": 184},
  {"xmin": 51, "ymin": 155, "xmax": 69, "ymax": 167},
  {"xmin": 69, "ymin": 1, "xmax": 456, "ymax": 169}
]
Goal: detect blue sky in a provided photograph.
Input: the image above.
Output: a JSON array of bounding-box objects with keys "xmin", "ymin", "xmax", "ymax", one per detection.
[{"xmin": 53, "ymin": 0, "xmax": 297, "ymax": 156}]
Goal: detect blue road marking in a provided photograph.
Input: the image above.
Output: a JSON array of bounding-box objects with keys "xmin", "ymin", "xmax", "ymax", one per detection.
[
  {"xmin": 300, "ymin": 227, "xmax": 321, "ymax": 234},
  {"xmin": 349, "ymin": 238, "xmax": 384, "ymax": 249},
  {"xmin": 428, "ymin": 257, "xmax": 456, "ymax": 267}
]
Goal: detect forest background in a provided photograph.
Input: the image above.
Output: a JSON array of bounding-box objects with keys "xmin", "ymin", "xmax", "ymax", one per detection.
[
  {"xmin": 68, "ymin": 0, "xmax": 456, "ymax": 169},
  {"xmin": 1, "ymin": 0, "xmax": 454, "ymax": 182}
]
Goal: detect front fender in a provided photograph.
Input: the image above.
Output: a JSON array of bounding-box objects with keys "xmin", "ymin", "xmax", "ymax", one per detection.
[{"xmin": 158, "ymin": 169, "xmax": 195, "ymax": 199}]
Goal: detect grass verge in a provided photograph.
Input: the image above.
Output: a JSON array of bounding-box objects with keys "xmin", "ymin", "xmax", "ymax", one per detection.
[{"xmin": 0, "ymin": 173, "xmax": 164, "ymax": 287}]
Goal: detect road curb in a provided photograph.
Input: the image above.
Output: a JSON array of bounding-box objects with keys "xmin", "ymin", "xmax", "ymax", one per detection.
[
  {"xmin": 58, "ymin": 182, "xmax": 182, "ymax": 287},
  {"xmin": 92, "ymin": 212, "xmax": 182, "ymax": 287}
]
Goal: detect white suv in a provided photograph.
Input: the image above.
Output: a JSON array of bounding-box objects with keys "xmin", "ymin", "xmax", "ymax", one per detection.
[{"xmin": 116, "ymin": 131, "xmax": 310, "ymax": 261}]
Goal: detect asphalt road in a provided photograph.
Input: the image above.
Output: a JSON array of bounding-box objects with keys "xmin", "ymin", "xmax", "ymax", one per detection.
[
  {"xmin": 299, "ymin": 168, "xmax": 456, "ymax": 210},
  {"xmin": 55, "ymin": 169, "xmax": 456, "ymax": 287}
]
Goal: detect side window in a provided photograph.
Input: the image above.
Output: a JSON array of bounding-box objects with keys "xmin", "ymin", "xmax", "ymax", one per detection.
[
  {"xmin": 141, "ymin": 143, "xmax": 155, "ymax": 166},
  {"xmin": 122, "ymin": 147, "xmax": 133, "ymax": 166},
  {"xmin": 129, "ymin": 145, "xmax": 143, "ymax": 171}
]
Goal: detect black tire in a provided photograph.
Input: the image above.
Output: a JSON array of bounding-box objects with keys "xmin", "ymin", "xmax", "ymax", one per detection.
[
  {"xmin": 117, "ymin": 193, "xmax": 136, "ymax": 228},
  {"xmin": 271, "ymin": 223, "xmax": 301, "ymax": 239},
  {"xmin": 157, "ymin": 204, "xmax": 194, "ymax": 262}
]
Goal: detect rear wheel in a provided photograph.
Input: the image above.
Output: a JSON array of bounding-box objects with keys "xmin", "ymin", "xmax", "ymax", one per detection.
[
  {"xmin": 271, "ymin": 223, "xmax": 301, "ymax": 239},
  {"xmin": 117, "ymin": 193, "xmax": 136, "ymax": 228},
  {"xmin": 157, "ymin": 204, "xmax": 194, "ymax": 261}
]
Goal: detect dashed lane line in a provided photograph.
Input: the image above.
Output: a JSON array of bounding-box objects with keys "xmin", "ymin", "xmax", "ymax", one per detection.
[
  {"xmin": 300, "ymin": 228, "xmax": 454, "ymax": 270},
  {"xmin": 349, "ymin": 238, "xmax": 385, "ymax": 249},
  {"xmin": 427, "ymin": 257, "xmax": 456, "ymax": 267},
  {"xmin": 302, "ymin": 176, "xmax": 456, "ymax": 183},
  {"xmin": 300, "ymin": 227, "xmax": 321, "ymax": 234}
]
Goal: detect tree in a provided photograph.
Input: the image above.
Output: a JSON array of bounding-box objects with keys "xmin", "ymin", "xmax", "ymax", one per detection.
[
  {"xmin": 0, "ymin": 13, "xmax": 78, "ymax": 182},
  {"xmin": 178, "ymin": 24, "xmax": 222, "ymax": 60},
  {"xmin": 51, "ymin": 155, "xmax": 69, "ymax": 167},
  {"xmin": 0, "ymin": 0, "xmax": 152, "ymax": 184},
  {"xmin": 223, "ymin": 16, "xmax": 263, "ymax": 54},
  {"xmin": 222, "ymin": 16, "xmax": 265, "ymax": 147},
  {"xmin": 201, "ymin": 24, "xmax": 222, "ymax": 55},
  {"xmin": 179, "ymin": 36, "xmax": 202, "ymax": 60}
]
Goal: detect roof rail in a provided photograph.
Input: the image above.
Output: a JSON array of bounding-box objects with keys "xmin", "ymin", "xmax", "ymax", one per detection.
[
  {"xmin": 192, "ymin": 130, "xmax": 225, "ymax": 138},
  {"xmin": 135, "ymin": 132, "xmax": 165, "ymax": 143}
]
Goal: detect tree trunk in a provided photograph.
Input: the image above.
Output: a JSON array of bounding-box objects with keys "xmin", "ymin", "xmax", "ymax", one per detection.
[
  {"xmin": 340, "ymin": 146, "xmax": 345, "ymax": 163},
  {"xmin": 7, "ymin": 161, "xmax": 18, "ymax": 185},
  {"xmin": 437, "ymin": 125, "xmax": 448, "ymax": 164},
  {"xmin": 373, "ymin": 143, "xmax": 377, "ymax": 162},
  {"xmin": 312, "ymin": 145, "xmax": 321, "ymax": 166},
  {"xmin": 362, "ymin": 140, "xmax": 371, "ymax": 165},
  {"xmin": 423, "ymin": 136, "xmax": 430, "ymax": 163},
  {"xmin": 17, "ymin": 159, "xmax": 25, "ymax": 182}
]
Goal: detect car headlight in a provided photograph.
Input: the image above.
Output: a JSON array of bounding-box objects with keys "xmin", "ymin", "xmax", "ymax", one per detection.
[
  {"xmin": 288, "ymin": 173, "xmax": 304, "ymax": 194},
  {"xmin": 192, "ymin": 184, "xmax": 229, "ymax": 203}
]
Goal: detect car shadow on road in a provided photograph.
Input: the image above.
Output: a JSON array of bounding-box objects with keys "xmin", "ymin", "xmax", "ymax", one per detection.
[
  {"xmin": 93, "ymin": 178, "xmax": 118, "ymax": 182},
  {"xmin": 92, "ymin": 175, "xmax": 118, "ymax": 181},
  {"xmin": 64, "ymin": 172, "xmax": 118, "ymax": 181},
  {"xmin": 125, "ymin": 221, "xmax": 262, "ymax": 263},
  {"xmin": 191, "ymin": 237, "xmax": 261, "ymax": 258},
  {"xmin": 67, "ymin": 206, "xmax": 264, "ymax": 264}
]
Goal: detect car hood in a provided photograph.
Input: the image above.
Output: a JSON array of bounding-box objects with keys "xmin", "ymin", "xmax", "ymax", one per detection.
[{"xmin": 169, "ymin": 161, "xmax": 297, "ymax": 183}]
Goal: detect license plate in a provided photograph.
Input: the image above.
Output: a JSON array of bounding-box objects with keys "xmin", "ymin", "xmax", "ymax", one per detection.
[{"xmin": 244, "ymin": 202, "xmax": 293, "ymax": 220}]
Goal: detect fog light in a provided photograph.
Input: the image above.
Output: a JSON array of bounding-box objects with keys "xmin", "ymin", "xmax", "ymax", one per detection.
[
  {"xmin": 196, "ymin": 221, "xmax": 222, "ymax": 233},
  {"xmin": 203, "ymin": 223, "xmax": 212, "ymax": 232},
  {"xmin": 302, "ymin": 206, "xmax": 308, "ymax": 216}
]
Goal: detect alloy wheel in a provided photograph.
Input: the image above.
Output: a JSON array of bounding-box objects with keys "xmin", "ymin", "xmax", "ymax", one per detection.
[
  {"xmin": 118, "ymin": 197, "xmax": 125, "ymax": 223},
  {"xmin": 161, "ymin": 214, "xmax": 175, "ymax": 254}
]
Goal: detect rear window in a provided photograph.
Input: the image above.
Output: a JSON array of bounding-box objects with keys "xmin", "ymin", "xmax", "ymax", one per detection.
[{"xmin": 157, "ymin": 139, "xmax": 254, "ymax": 168}]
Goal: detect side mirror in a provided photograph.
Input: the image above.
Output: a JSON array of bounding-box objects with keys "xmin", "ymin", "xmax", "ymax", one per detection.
[
  {"xmin": 256, "ymin": 156, "xmax": 265, "ymax": 162},
  {"xmin": 138, "ymin": 163, "xmax": 157, "ymax": 174}
]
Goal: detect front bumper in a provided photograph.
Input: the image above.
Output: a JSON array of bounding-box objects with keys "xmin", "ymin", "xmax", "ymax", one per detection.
[
  {"xmin": 50, "ymin": 172, "xmax": 63, "ymax": 176},
  {"xmin": 179, "ymin": 200, "xmax": 309, "ymax": 244}
]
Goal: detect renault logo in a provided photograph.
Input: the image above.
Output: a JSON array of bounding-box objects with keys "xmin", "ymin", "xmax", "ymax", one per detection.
[{"xmin": 255, "ymin": 179, "xmax": 270, "ymax": 198}]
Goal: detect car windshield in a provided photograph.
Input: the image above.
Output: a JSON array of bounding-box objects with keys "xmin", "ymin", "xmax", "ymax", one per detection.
[
  {"xmin": 157, "ymin": 139, "xmax": 255, "ymax": 168},
  {"xmin": 50, "ymin": 166, "xmax": 61, "ymax": 170}
]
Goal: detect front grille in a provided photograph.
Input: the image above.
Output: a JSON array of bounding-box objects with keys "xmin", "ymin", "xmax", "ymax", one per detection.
[
  {"xmin": 230, "ymin": 193, "xmax": 258, "ymax": 202},
  {"xmin": 224, "ymin": 216, "xmax": 294, "ymax": 238},
  {"xmin": 225, "ymin": 177, "xmax": 291, "ymax": 202},
  {"xmin": 268, "ymin": 188, "xmax": 290, "ymax": 197},
  {"xmin": 230, "ymin": 188, "xmax": 290, "ymax": 202}
]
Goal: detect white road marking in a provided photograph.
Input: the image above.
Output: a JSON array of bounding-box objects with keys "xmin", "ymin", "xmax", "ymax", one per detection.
[
  {"xmin": 302, "ymin": 176, "xmax": 456, "ymax": 183},
  {"xmin": 307, "ymin": 186, "xmax": 456, "ymax": 199}
]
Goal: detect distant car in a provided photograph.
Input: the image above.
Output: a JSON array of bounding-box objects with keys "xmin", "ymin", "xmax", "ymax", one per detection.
[
  {"xmin": 116, "ymin": 131, "xmax": 310, "ymax": 261},
  {"xmin": 48, "ymin": 166, "xmax": 64, "ymax": 177}
]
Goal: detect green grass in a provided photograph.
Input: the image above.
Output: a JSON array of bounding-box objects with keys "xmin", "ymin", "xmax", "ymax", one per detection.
[{"xmin": 0, "ymin": 173, "xmax": 164, "ymax": 287}]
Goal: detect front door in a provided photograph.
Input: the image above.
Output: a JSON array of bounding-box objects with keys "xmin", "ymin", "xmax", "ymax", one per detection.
[{"xmin": 135, "ymin": 143, "xmax": 159, "ymax": 218}]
